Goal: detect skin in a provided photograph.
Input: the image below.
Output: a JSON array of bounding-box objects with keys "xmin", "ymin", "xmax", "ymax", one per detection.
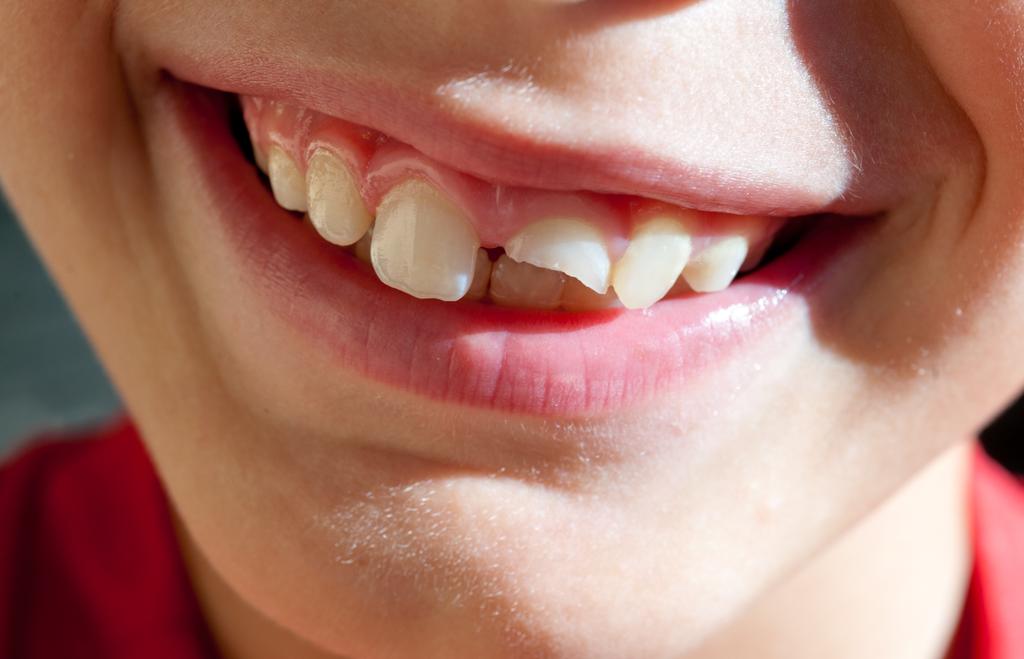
[{"xmin": 2, "ymin": 1, "xmax": 1023, "ymax": 657}]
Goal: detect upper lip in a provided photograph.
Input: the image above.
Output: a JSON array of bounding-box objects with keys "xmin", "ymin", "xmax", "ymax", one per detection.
[{"xmin": 164, "ymin": 58, "xmax": 880, "ymax": 219}]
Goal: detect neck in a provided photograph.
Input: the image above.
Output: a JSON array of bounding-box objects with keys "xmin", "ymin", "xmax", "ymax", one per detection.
[{"xmin": 691, "ymin": 440, "xmax": 973, "ymax": 659}]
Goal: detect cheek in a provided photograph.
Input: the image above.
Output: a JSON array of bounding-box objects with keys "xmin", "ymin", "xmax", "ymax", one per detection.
[
  {"xmin": 786, "ymin": 2, "xmax": 978, "ymax": 207},
  {"xmin": 893, "ymin": 1, "xmax": 1024, "ymax": 378}
]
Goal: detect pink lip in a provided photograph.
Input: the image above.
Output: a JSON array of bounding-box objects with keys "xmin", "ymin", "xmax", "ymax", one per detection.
[
  {"xmin": 168, "ymin": 80, "xmax": 865, "ymax": 417},
  {"xmin": 161, "ymin": 55, "xmax": 884, "ymax": 218}
]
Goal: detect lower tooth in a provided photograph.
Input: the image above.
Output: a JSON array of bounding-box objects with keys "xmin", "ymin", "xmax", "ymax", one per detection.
[
  {"xmin": 370, "ymin": 180, "xmax": 480, "ymax": 302},
  {"xmin": 682, "ymin": 237, "xmax": 749, "ymax": 293},
  {"xmin": 267, "ymin": 147, "xmax": 308, "ymax": 212},
  {"xmin": 665, "ymin": 275, "xmax": 693, "ymax": 298},
  {"xmin": 353, "ymin": 227, "xmax": 373, "ymax": 264},
  {"xmin": 489, "ymin": 255, "xmax": 566, "ymax": 309},
  {"xmin": 464, "ymin": 249, "xmax": 493, "ymax": 302},
  {"xmin": 560, "ymin": 277, "xmax": 620, "ymax": 311}
]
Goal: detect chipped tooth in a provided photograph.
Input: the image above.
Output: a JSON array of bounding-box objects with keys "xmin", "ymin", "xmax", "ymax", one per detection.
[
  {"xmin": 306, "ymin": 149, "xmax": 372, "ymax": 246},
  {"xmin": 489, "ymin": 255, "xmax": 566, "ymax": 310},
  {"xmin": 560, "ymin": 276, "xmax": 621, "ymax": 312},
  {"xmin": 371, "ymin": 180, "xmax": 480, "ymax": 302},
  {"xmin": 267, "ymin": 147, "xmax": 308, "ymax": 212},
  {"xmin": 612, "ymin": 217, "xmax": 693, "ymax": 310},
  {"xmin": 464, "ymin": 249, "xmax": 493, "ymax": 302},
  {"xmin": 504, "ymin": 218, "xmax": 611, "ymax": 294},
  {"xmin": 682, "ymin": 236, "xmax": 749, "ymax": 293},
  {"xmin": 353, "ymin": 227, "xmax": 373, "ymax": 265}
]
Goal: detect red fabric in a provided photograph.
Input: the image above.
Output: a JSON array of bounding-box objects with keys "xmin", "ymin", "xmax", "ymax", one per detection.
[
  {"xmin": 948, "ymin": 445, "xmax": 1024, "ymax": 659},
  {"xmin": 0, "ymin": 420, "xmax": 218, "ymax": 659},
  {"xmin": 0, "ymin": 422, "xmax": 1021, "ymax": 659}
]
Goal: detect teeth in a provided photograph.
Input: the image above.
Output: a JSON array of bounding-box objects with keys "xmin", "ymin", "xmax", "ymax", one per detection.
[
  {"xmin": 612, "ymin": 217, "xmax": 693, "ymax": 310},
  {"xmin": 353, "ymin": 227, "xmax": 373, "ymax": 264},
  {"xmin": 464, "ymin": 249, "xmax": 493, "ymax": 302},
  {"xmin": 504, "ymin": 218, "xmax": 611, "ymax": 294},
  {"xmin": 370, "ymin": 180, "xmax": 480, "ymax": 302},
  {"xmin": 247, "ymin": 99, "xmax": 788, "ymax": 311},
  {"xmin": 267, "ymin": 147, "xmax": 308, "ymax": 212},
  {"xmin": 560, "ymin": 277, "xmax": 620, "ymax": 312},
  {"xmin": 682, "ymin": 237, "xmax": 749, "ymax": 293},
  {"xmin": 489, "ymin": 255, "xmax": 566, "ymax": 310},
  {"xmin": 306, "ymin": 149, "xmax": 372, "ymax": 246}
]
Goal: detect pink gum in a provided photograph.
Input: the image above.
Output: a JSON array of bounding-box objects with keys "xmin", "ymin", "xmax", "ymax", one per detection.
[{"xmin": 241, "ymin": 96, "xmax": 781, "ymax": 257}]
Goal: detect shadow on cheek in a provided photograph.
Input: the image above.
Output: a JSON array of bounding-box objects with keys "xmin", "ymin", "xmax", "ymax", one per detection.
[{"xmin": 785, "ymin": 0, "xmax": 993, "ymax": 378}]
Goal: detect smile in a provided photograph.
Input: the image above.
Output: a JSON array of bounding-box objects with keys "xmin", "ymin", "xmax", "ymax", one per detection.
[
  {"xmin": 167, "ymin": 77, "xmax": 871, "ymax": 416},
  {"xmin": 242, "ymin": 95, "xmax": 794, "ymax": 310}
]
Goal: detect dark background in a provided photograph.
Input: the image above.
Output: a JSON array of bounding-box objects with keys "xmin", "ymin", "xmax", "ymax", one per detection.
[
  {"xmin": 0, "ymin": 195, "xmax": 120, "ymax": 457},
  {"xmin": 0, "ymin": 193, "xmax": 1020, "ymax": 470}
]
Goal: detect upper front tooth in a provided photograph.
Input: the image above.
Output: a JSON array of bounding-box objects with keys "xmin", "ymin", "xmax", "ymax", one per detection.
[
  {"xmin": 504, "ymin": 218, "xmax": 611, "ymax": 294},
  {"xmin": 370, "ymin": 180, "xmax": 480, "ymax": 302},
  {"xmin": 267, "ymin": 147, "xmax": 308, "ymax": 212},
  {"xmin": 612, "ymin": 216, "xmax": 693, "ymax": 310},
  {"xmin": 682, "ymin": 236, "xmax": 749, "ymax": 293},
  {"xmin": 306, "ymin": 148, "xmax": 372, "ymax": 246}
]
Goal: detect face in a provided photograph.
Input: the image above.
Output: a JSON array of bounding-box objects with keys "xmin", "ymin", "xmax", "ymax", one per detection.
[{"xmin": 3, "ymin": 1, "xmax": 1023, "ymax": 656}]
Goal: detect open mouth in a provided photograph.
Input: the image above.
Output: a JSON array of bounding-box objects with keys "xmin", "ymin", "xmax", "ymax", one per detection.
[
  {"xmin": 167, "ymin": 76, "xmax": 871, "ymax": 416},
  {"xmin": 237, "ymin": 95, "xmax": 807, "ymax": 311}
]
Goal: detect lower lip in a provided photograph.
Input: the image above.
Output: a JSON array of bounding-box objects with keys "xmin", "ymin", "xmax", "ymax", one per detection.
[{"xmin": 170, "ymin": 81, "xmax": 862, "ymax": 417}]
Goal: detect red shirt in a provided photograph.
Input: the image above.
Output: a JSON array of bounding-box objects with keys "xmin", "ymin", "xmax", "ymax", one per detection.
[{"xmin": 0, "ymin": 420, "xmax": 1021, "ymax": 658}]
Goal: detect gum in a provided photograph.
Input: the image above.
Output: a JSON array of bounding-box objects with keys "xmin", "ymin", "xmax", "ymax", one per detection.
[{"xmin": 241, "ymin": 96, "xmax": 782, "ymax": 259}]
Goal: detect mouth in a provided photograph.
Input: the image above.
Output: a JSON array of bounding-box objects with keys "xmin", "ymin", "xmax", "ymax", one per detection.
[{"xmin": 165, "ymin": 76, "xmax": 872, "ymax": 417}]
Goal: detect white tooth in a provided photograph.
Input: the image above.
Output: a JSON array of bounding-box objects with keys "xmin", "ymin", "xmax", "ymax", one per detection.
[
  {"xmin": 489, "ymin": 255, "xmax": 566, "ymax": 309},
  {"xmin": 682, "ymin": 236, "xmax": 750, "ymax": 293},
  {"xmin": 504, "ymin": 218, "xmax": 611, "ymax": 294},
  {"xmin": 371, "ymin": 180, "xmax": 480, "ymax": 301},
  {"xmin": 267, "ymin": 147, "xmax": 308, "ymax": 212},
  {"xmin": 464, "ymin": 249, "xmax": 493, "ymax": 302},
  {"xmin": 353, "ymin": 227, "xmax": 373, "ymax": 264},
  {"xmin": 560, "ymin": 276, "xmax": 621, "ymax": 312},
  {"xmin": 612, "ymin": 217, "xmax": 693, "ymax": 310},
  {"xmin": 306, "ymin": 149, "xmax": 372, "ymax": 246}
]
